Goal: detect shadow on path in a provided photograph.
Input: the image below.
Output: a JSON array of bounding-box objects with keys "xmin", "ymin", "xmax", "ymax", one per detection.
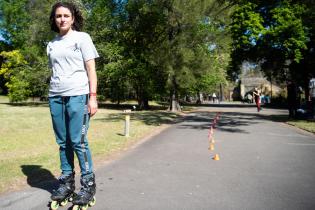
[
  {"xmin": 178, "ymin": 109, "xmax": 288, "ymax": 134},
  {"xmin": 95, "ymin": 102, "xmax": 288, "ymax": 134},
  {"xmin": 21, "ymin": 165, "xmax": 58, "ymax": 194},
  {"xmin": 95, "ymin": 111, "xmax": 182, "ymax": 126},
  {"xmin": 184, "ymin": 102, "xmax": 286, "ymax": 109}
]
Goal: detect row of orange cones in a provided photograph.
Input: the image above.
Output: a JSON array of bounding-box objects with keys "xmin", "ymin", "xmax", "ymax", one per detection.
[{"xmin": 208, "ymin": 112, "xmax": 221, "ymax": 160}]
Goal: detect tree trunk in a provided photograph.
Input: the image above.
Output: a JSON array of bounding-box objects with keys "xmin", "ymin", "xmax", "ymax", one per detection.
[
  {"xmin": 220, "ymin": 83, "xmax": 224, "ymax": 102},
  {"xmin": 303, "ymin": 79, "xmax": 310, "ymax": 113},
  {"xmin": 168, "ymin": 80, "xmax": 181, "ymax": 112},
  {"xmin": 196, "ymin": 92, "xmax": 202, "ymax": 104},
  {"xmin": 138, "ymin": 98, "xmax": 149, "ymax": 110},
  {"xmin": 171, "ymin": 91, "xmax": 177, "ymax": 111},
  {"xmin": 270, "ymin": 75, "xmax": 273, "ymax": 99},
  {"xmin": 137, "ymin": 88, "xmax": 150, "ymax": 110}
]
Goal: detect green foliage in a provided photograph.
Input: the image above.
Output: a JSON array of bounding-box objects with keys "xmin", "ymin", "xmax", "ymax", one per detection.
[
  {"xmin": 143, "ymin": 0, "xmax": 231, "ymax": 107},
  {"xmin": 267, "ymin": 2, "xmax": 307, "ymax": 62},
  {"xmin": 1, "ymin": 0, "xmax": 232, "ymax": 106},
  {"xmin": 0, "ymin": 50, "xmax": 49, "ymax": 101},
  {"xmin": 0, "ymin": 0, "xmax": 30, "ymax": 47},
  {"xmin": 0, "ymin": 50, "xmax": 27, "ymax": 78},
  {"xmin": 0, "ymin": 50, "xmax": 29, "ymax": 101},
  {"xmin": 6, "ymin": 74, "xmax": 31, "ymax": 102},
  {"xmin": 92, "ymin": 0, "xmax": 232, "ymax": 108},
  {"xmin": 197, "ymin": 52, "xmax": 230, "ymax": 93},
  {"xmin": 230, "ymin": 2, "xmax": 265, "ymax": 49},
  {"xmin": 229, "ymin": 0, "xmax": 311, "ymax": 86},
  {"xmin": 0, "ymin": 0, "xmax": 54, "ymax": 101}
]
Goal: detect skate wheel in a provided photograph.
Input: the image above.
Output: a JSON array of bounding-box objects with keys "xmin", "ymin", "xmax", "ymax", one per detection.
[
  {"xmin": 60, "ymin": 199, "xmax": 68, "ymax": 206},
  {"xmin": 72, "ymin": 204, "xmax": 88, "ymax": 210},
  {"xmin": 50, "ymin": 200, "xmax": 59, "ymax": 210},
  {"xmin": 72, "ymin": 205, "xmax": 80, "ymax": 210},
  {"xmin": 88, "ymin": 196, "xmax": 96, "ymax": 207},
  {"xmin": 81, "ymin": 204, "xmax": 88, "ymax": 210}
]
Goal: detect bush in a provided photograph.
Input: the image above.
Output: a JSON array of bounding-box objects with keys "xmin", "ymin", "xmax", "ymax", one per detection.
[{"xmin": 7, "ymin": 76, "xmax": 31, "ymax": 102}]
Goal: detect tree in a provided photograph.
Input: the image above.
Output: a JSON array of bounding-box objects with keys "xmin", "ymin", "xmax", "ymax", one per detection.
[
  {"xmin": 0, "ymin": 50, "xmax": 29, "ymax": 101},
  {"xmin": 0, "ymin": 0, "xmax": 55, "ymax": 101},
  {"xmin": 0, "ymin": 0, "xmax": 233, "ymax": 107},
  {"xmin": 147, "ymin": 0, "xmax": 232, "ymax": 110},
  {"xmin": 83, "ymin": 0, "xmax": 128, "ymax": 103},
  {"xmin": 229, "ymin": 0, "xmax": 310, "ymax": 86}
]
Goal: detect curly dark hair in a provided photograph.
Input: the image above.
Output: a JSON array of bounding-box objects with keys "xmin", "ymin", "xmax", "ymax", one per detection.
[{"xmin": 49, "ymin": 2, "xmax": 83, "ymax": 33}]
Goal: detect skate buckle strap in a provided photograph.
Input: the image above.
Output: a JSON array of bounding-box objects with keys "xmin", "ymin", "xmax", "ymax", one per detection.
[
  {"xmin": 77, "ymin": 187, "xmax": 89, "ymax": 196},
  {"xmin": 55, "ymin": 184, "xmax": 67, "ymax": 194},
  {"xmin": 59, "ymin": 174, "xmax": 69, "ymax": 181}
]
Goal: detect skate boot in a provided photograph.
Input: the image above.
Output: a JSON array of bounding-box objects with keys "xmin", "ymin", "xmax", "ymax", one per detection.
[
  {"xmin": 50, "ymin": 172, "xmax": 75, "ymax": 210},
  {"xmin": 72, "ymin": 174, "xmax": 96, "ymax": 210}
]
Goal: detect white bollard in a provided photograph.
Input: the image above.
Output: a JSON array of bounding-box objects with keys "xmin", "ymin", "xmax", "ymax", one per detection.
[{"xmin": 123, "ymin": 109, "xmax": 132, "ymax": 137}]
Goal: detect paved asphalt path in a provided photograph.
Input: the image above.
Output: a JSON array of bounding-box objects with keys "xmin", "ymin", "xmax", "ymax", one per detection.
[{"xmin": 1, "ymin": 103, "xmax": 315, "ymax": 210}]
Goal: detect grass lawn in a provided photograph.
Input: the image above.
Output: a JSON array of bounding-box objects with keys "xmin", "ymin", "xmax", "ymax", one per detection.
[
  {"xmin": 287, "ymin": 119, "xmax": 315, "ymax": 133},
  {"xmin": 0, "ymin": 96, "xmax": 180, "ymax": 194}
]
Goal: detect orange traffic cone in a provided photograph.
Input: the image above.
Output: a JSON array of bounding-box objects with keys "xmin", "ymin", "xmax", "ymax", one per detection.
[
  {"xmin": 208, "ymin": 143, "xmax": 214, "ymax": 151},
  {"xmin": 210, "ymin": 137, "xmax": 215, "ymax": 144},
  {"xmin": 213, "ymin": 154, "xmax": 220, "ymax": 160}
]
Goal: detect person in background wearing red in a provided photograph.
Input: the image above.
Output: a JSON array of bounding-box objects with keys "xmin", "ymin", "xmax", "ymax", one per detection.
[{"xmin": 253, "ymin": 87, "xmax": 261, "ymax": 112}]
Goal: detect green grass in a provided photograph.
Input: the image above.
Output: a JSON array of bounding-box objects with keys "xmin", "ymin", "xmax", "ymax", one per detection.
[
  {"xmin": 0, "ymin": 96, "xmax": 180, "ymax": 194},
  {"xmin": 287, "ymin": 119, "xmax": 315, "ymax": 133},
  {"xmin": 270, "ymin": 116, "xmax": 315, "ymax": 134}
]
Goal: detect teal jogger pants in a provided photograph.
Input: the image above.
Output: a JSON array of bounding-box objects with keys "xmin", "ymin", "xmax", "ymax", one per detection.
[{"xmin": 49, "ymin": 94, "xmax": 94, "ymax": 178}]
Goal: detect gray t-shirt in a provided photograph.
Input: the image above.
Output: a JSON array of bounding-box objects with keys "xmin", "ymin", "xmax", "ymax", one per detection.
[{"xmin": 47, "ymin": 31, "xmax": 99, "ymax": 97}]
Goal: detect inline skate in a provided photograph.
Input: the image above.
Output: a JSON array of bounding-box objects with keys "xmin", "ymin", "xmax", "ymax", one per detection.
[
  {"xmin": 72, "ymin": 174, "xmax": 96, "ymax": 210},
  {"xmin": 50, "ymin": 172, "xmax": 76, "ymax": 210}
]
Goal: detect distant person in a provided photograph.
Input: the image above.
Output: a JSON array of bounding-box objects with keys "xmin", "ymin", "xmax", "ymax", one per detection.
[
  {"xmin": 47, "ymin": 2, "xmax": 98, "ymax": 209},
  {"xmin": 253, "ymin": 88, "xmax": 261, "ymax": 112},
  {"xmin": 309, "ymin": 78, "xmax": 315, "ymax": 119},
  {"xmin": 247, "ymin": 93, "xmax": 253, "ymax": 103},
  {"xmin": 287, "ymin": 80, "xmax": 298, "ymax": 118},
  {"xmin": 212, "ymin": 92, "xmax": 217, "ymax": 103},
  {"xmin": 244, "ymin": 92, "xmax": 253, "ymax": 104},
  {"xmin": 260, "ymin": 94, "xmax": 265, "ymax": 104},
  {"xmin": 265, "ymin": 95, "xmax": 271, "ymax": 104}
]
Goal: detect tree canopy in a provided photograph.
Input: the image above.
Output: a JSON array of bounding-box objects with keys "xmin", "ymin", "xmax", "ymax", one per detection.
[
  {"xmin": 229, "ymin": 0, "xmax": 314, "ymax": 95},
  {"xmin": 0, "ymin": 0, "xmax": 231, "ymax": 108}
]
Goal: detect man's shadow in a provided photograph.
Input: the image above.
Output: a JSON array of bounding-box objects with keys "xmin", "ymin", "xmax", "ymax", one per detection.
[{"xmin": 21, "ymin": 165, "xmax": 58, "ymax": 194}]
